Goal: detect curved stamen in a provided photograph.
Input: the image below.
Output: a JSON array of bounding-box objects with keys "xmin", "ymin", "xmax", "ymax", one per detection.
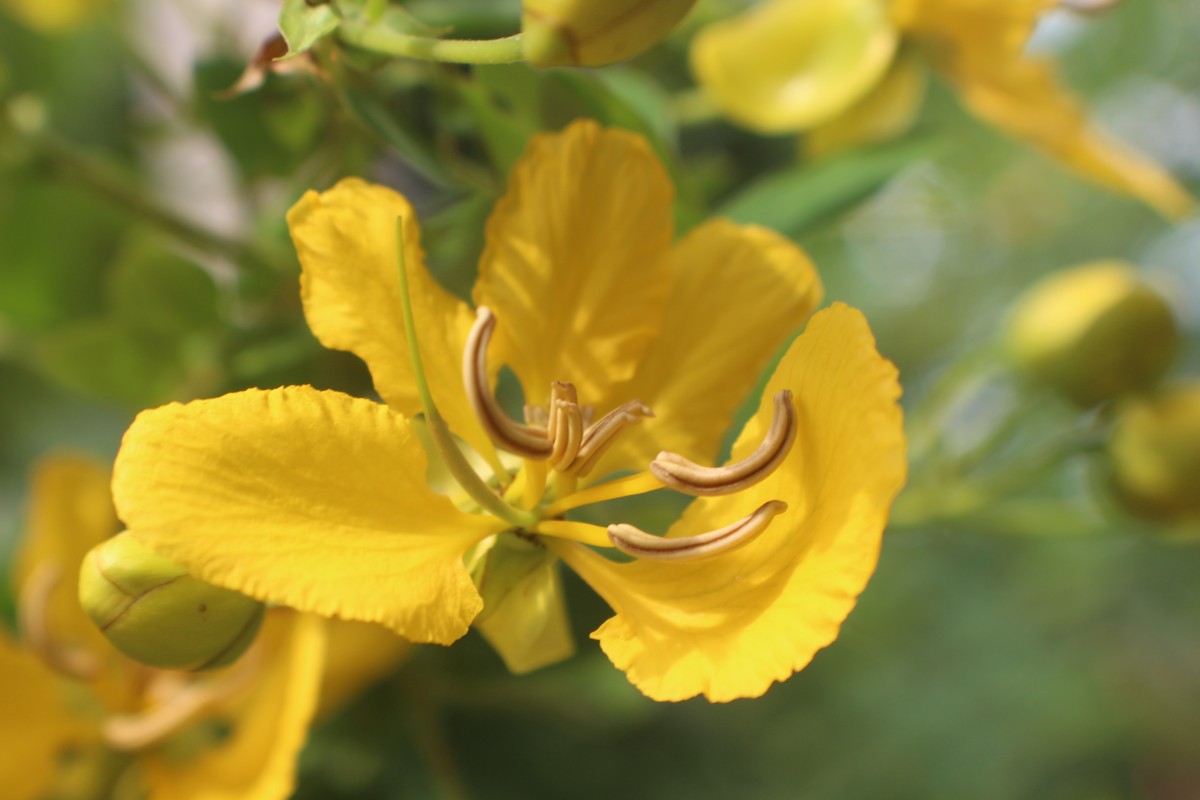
[
  {"xmin": 565, "ymin": 401, "xmax": 654, "ymax": 477},
  {"xmin": 464, "ymin": 307, "xmax": 552, "ymax": 457},
  {"xmin": 19, "ymin": 563, "xmax": 99, "ymax": 681},
  {"xmin": 103, "ymin": 646, "xmax": 262, "ymax": 752},
  {"xmin": 650, "ymin": 390, "xmax": 796, "ymax": 496},
  {"xmin": 608, "ymin": 501, "xmax": 787, "ymax": 562}
]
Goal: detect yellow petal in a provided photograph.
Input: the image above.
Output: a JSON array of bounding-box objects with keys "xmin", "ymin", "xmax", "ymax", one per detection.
[
  {"xmin": 288, "ymin": 178, "xmax": 499, "ymax": 467},
  {"xmin": 13, "ymin": 454, "xmax": 122, "ymax": 685},
  {"xmin": 142, "ymin": 609, "xmax": 326, "ymax": 800},
  {"xmin": 891, "ymin": 0, "xmax": 1050, "ymax": 55},
  {"xmin": 0, "ymin": 634, "xmax": 99, "ymax": 800},
  {"xmin": 112, "ymin": 387, "xmax": 507, "ymax": 644},
  {"xmin": 554, "ymin": 305, "xmax": 906, "ymax": 702},
  {"xmin": 593, "ymin": 219, "xmax": 822, "ymax": 479},
  {"xmin": 316, "ymin": 619, "xmax": 411, "ymax": 719},
  {"xmin": 895, "ymin": 0, "xmax": 1195, "ymax": 219},
  {"xmin": 473, "ymin": 120, "xmax": 674, "ymax": 410},
  {"xmin": 691, "ymin": 0, "xmax": 899, "ymax": 134},
  {"xmin": 805, "ymin": 48, "xmax": 928, "ymax": 158},
  {"xmin": 945, "ymin": 56, "xmax": 1195, "ymax": 220}
]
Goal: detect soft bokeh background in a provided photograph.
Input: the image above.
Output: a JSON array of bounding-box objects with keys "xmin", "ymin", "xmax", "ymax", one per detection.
[{"xmin": 2, "ymin": 0, "xmax": 1198, "ymax": 797}]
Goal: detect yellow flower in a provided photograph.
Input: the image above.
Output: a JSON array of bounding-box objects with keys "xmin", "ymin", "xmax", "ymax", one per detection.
[
  {"xmin": 523, "ymin": 0, "xmax": 698, "ymax": 66},
  {"xmin": 1108, "ymin": 384, "xmax": 1200, "ymax": 523},
  {"xmin": 0, "ymin": 455, "xmax": 327, "ymax": 800},
  {"xmin": 113, "ymin": 120, "xmax": 907, "ymax": 702},
  {"xmin": 1, "ymin": 0, "xmax": 106, "ymax": 32},
  {"xmin": 1005, "ymin": 260, "xmax": 1179, "ymax": 407},
  {"xmin": 691, "ymin": 0, "xmax": 1195, "ymax": 220}
]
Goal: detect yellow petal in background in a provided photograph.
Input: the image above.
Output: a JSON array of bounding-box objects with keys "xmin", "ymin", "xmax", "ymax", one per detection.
[
  {"xmin": 288, "ymin": 179, "xmax": 499, "ymax": 467},
  {"xmin": 555, "ymin": 305, "xmax": 906, "ymax": 702},
  {"xmin": 0, "ymin": 634, "xmax": 99, "ymax": 800},
  {"xmin": 595, "ymin": 219, "xmax": 822, "ymax": 478},
  {"xmin": 14, "ymin": 455, "xmax": 120, "ymax": 678},
  {"xmin": 691, "ymin": 0, "xmax": 898, "ymax": 134},
  {"xmin": 474, "ymin": 120, "xmax": 674, "ymax": 410},
  {"xmin": 317, "ymin": 619, "xmax": 411, "ymax": 719},
  {"xmin": 113, "ymin": 387, "xmax": 507, "ymax": 644},
  {"xmin": 142, "ymin": 609, "xmax": 326, "ymax": 800},
  {"xmin": 945, "ymin": 57, "xmax": 1195, "ymax": 220},
  {"xmin": 805, "ymin": 48, "xmax": 928, "ymax": 158}
]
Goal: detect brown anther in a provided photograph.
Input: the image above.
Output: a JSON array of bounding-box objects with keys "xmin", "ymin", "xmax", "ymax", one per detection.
[
  {"xmin": 650, "ymin": 390, "xmax": 796, "ymax": 496},
  {"xmin": 18, "ymin": 563, "xmax": 100, "ymax": 681},
  {"xmin": 464, "ymin": 307, "xmax": 552, "ymax": 458},
  {"xmin": 608, "ymin": 501, "xmax": 787, "ymax": 562},
  {"xmin": 564, "ymin": 401, "xmax": 655, "ymax": 478}
]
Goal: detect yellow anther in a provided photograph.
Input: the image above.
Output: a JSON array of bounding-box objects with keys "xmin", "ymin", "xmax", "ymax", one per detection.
[
  {"xmin": 650, "ymin": 390, "xmax": 796, "ymax": 496},
  {"xmin": 607, "ymin": 501, "xmax": 787, "ymax": 562}
]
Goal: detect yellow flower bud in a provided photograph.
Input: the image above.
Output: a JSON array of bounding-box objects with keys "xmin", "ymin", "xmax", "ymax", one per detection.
[
  {"xmin": 78, "ymin": 532, "xmax": 265, "ymax": 671},
  {"xmin": 1005, "ymin": 261, "xmax": 1179, "ymax": 407},
  {"xmin": 1108, "ymin": 384, "xmax": 1200, "ymax": 523},
  {"xmin": 523, "ymin": 0, "xmax": 697, "ymax": 67}
]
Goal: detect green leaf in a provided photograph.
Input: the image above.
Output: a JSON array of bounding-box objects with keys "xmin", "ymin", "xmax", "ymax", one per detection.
[
  {"xmin": 718, "ymin": 137, "xmax": 938, "ymax": 237},
  {"xmin": 107, "ymin": 235, "xmax": 220, "ymax": 340},
  {"xmin": 278, "ymin": 0, "xmax": 341, "ymax": 59}
]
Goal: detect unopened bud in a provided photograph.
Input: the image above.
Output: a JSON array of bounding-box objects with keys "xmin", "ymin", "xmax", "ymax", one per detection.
[
  {"xmin": 78, "ymin": 532, "xmax": 265, "ymax": 671},
  {"xmin": 1107, "ymin": 384, "xmax": 1200, "ymax": 523},
  {"xmin": 1006, "ymin": 261, "xmax": 1179, "ymax": 407},
  {"xmin": 523, "ymin": 0, "xmax": 696, "ymax": 67}
]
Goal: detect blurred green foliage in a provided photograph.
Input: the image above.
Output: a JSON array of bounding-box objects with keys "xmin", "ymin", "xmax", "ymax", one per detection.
[{"xmin": 1, "ymin": 0, "xmax": 1199, "ymax": 798}]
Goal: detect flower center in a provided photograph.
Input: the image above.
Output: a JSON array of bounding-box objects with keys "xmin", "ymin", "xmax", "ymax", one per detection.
[{"xmin": 462, "ymin": 306, "xmax": 797, "ymax": 562}]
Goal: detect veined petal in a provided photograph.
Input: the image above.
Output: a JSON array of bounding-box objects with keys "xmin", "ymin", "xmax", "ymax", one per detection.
[
  {"xmin": 288, "ymin": 179, "xmax": 499, "ymax": 466},
  {"xmin": 14, "ymin": 455, "xmax": 119, "ymax": 665},
  {"xmin": 593, "ymin": 220, "xmax": 822, "ymax": 479},
  {"xmin": 316, "ymin": 619, "xmax": 411, "ymax": 719},
  {"xmin": 473, "ymin": 120, "xmax": 674, "ymax": 409},
  {"xmin": 691, "ymin": 0, "xmax": 899, "ymax": 134},
  {"xmin": 0, "ymin": 634, "xmax": 99, "ymax": 800},
  {"xmin": 142, "ymin": 609, "xmax": 326, "ymax": 800},
  {"xmin": 112, "ymin": 387, "xmax": 508, "ymax": 644},
  {"xmin": 554, "ymin": 306, "xmax": 906, "ymax": 702},
  {"xmin": 943, "ymin": 56, "xmax": 1195, "ymax": 220}
]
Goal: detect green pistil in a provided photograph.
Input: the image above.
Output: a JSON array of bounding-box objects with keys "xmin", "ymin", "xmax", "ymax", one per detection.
[{"xmin": 394, "ymin": 218, "xmax": 537, "ymax": 529}]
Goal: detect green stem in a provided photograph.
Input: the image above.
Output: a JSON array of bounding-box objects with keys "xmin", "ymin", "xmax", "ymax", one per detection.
[
  {"xmin": 339, "ymin": 23, "xmax": 524, "ymax": 65},
  {"xmin": 395, "ymin": 219, "xmax": 536, "ymax": 529},
  {"xmin": 26, "ymin": 131, "xmax": 281, "ymax": 273}
]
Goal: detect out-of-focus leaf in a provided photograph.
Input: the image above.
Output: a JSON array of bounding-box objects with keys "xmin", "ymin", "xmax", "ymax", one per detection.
[
  {"xmin": 719, "ymin": 136, "xmax": 937, "ymax": 237},
  {"xmin": 278, "ymin": 0, "xmax": 341, "ymax": 60},
  {"xmin": 36, "ymin": 319, "xmax": 180, "ymax": 406},
  {"xmin": 0, "ymin": 179, "xmax": 124, "ymax": 333},
  {"xmin": 107, "ymin": 235, "xmax": 220, "ymax": 339},
  {"xmin": 335, "ymin": 74, "xmax": 457, "ymax": 186},
  {"xmin": 454, "ymin": 76, "xmax": 536, "ymax": 176},
  {"xmin": 593, "ymin": 68, "xmax": 678, "ymax": 152}
]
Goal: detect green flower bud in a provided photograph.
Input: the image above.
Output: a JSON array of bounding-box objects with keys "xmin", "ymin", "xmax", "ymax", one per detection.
[
  {"xmin": 78, "ymin": 532, "xmax": 265, "ymax": 671},
  {"xmin": 1005, "ymin": 261, "xmax": 1179, "ymax": 407},
  {"xmin": 1108, "ymin": 384, "xmax": 1200, "ymax": 523},
  {"xmin": 523, "ymin": 0, "xmax": 697, "ymax": 67}
]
